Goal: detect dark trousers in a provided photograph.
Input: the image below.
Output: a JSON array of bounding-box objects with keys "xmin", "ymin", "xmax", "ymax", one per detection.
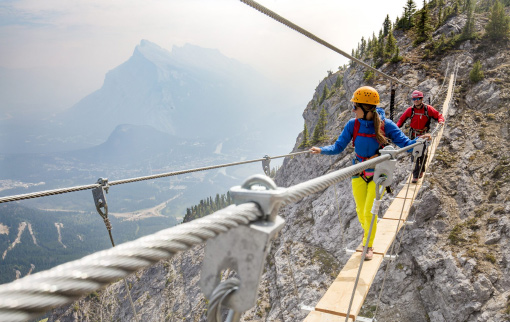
[{"xmin": 413, "ymin": 145, "xmax": 428, "ymax": 179}]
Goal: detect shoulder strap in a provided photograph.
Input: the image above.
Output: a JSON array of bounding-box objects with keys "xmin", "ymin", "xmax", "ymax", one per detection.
[
  {"xmin": 424, "ymin": 105, "xmax": 431, "ymax": 129},
  {"xmin": 352, "ymin": 119, "xmax": 360, "ymax": 147},
  {"xmin": 352, "ymin": 119, "xmax": 386, "ymax": 148}
]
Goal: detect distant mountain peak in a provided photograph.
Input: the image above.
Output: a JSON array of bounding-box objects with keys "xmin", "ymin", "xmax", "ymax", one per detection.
[
  {"xmin": 55, "ymin": 39, "xmax": 278, "ymax": 144},
  {"xmin": 134, "ymin": 39, "xmax": 174, "ymax": 68}
]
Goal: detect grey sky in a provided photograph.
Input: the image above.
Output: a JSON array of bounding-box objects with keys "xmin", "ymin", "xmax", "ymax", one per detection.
[{"xmin": 0, "ymin": 0, "xmax": 411, "ymax": 113}]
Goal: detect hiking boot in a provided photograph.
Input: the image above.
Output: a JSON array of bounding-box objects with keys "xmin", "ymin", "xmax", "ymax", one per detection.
[
  {"xmin": 412, "ymin": 178, "xmax": 418, "ymax": 183},
  {"xmin": 364, "ymin": 247, "xmax": 374, "ymax": 261}
]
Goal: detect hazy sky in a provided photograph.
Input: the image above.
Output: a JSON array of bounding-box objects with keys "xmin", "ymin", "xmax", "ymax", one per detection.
[{"xmin": 0, "ymin": 0, "xmax": 412, "ymax": 113}]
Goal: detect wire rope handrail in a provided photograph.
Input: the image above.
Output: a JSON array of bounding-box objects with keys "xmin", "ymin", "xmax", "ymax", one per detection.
[
  {"xmin": 240, "ymin": 0, "xmax": 413, "ymax": 89},
  {"xmin": 0, "ymin": 203, "xmax": 262, "ymax": 322},
  {"xmin": 0, "ymin": 142, "xmax": 420, "ymax": 321},
  {"xmin": 0, "ymin": 151, "xmax": 309, "ymax": 204}
]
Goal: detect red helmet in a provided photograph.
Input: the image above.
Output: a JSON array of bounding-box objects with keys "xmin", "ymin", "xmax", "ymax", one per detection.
[{"xmin": 412, "ymin": 90, "xmax": 424, "ymax": 98}]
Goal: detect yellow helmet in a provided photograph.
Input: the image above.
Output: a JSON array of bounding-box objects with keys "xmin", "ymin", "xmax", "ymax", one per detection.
[{"xmin": 350, "ymin": 86, "xmax": 380, "ymax": 105}]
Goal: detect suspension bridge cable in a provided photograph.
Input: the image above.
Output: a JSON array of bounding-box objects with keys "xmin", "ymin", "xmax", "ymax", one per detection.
[
  {"xmin": 0, "ymin": 144, "xmax": 419, "ymax": 321},
  {"xmin": 0, "ymin": 151, "xmax": 308, "ymax": 204},
  {"xmin": 430, "ymin": 62, "xmax": 450, "ymax": 105},
  {"xmin": 0, "ymin": 203, "xmax": 262, "ymax": 322},
  {"xmin": 239, "ymin": 0, "xmax": 413, "ymax": 89}
]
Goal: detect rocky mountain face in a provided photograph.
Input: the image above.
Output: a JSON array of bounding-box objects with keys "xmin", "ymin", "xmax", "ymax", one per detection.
[
  {"xmin": 46, "ymin": 5, "xmax": 510, "ymax": 322},
  {"xmin": 55, "ymin": 40, "xmax": 278, "ymax": 146}
]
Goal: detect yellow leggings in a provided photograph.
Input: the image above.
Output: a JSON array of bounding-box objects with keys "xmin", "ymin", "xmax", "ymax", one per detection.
[{"xmin": 352, "ymin": 177, "xmax": 384, "ymax": 247}]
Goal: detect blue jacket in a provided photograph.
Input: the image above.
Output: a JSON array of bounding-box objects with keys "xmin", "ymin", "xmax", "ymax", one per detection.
[{"xmin": 321, "ymin": 108, "xmax": 416, "ymax": 162}]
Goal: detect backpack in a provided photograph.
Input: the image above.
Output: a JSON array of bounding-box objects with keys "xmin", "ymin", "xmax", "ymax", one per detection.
[
  {"xmin": 352, "ymin": 118, "xmax": 386, "ymax": 149},
  {"xmin": 410, "ymin": 105, "xmax": 431, "ymax": 130}
]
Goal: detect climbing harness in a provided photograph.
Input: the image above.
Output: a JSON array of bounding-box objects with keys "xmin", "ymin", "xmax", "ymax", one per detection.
[{"xmin": 352, "ymin": 119, "xmax": 392, "ymax": 192}]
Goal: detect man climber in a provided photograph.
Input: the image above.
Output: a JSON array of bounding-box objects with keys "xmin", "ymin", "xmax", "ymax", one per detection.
[{"xmin": 396, "ymin": 90, "xmax": 445, "ymax": 183}]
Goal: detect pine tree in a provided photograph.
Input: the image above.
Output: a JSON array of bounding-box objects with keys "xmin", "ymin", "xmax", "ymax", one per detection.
[
  {"xmin": 372, "ymin": 32, "xmax": 378, "ymax": 50},
  {"xmin": 485, "ymin": 0, "xmax": 510, "ymax": 40},
  {"xmin": 415, "ymin": 0, "xmax": 432, "ymax": 44},
  {"xmin": 383, "ymin": 15, "xmax": 392, "ymax": 36},
  {"xmin": 437, "ymin": 5, "xmax": 443, "ymax": 28},
  {"xmin": 462, "ymin": 0, "xmax": 475, "ymax": 39},
  {"xmin": 469, "ymin": 60, "xmax": 484, "ymax": 82},
  {"xmin": 391, "ymin": 46, "xmax": 404, "ymax": 63},
  {"xmin": 334, "ymin": 75, "xmax": 343, "ymax": 88},
  {"xmin": 360, "ymin": 36, "xmax": 367, "ymax": 57},
  {"xmin": 350, "ymin": 49, "xmax": 356, "ymax": 67},
  {"xmin": 403, "ymin": 0, "xmax": 417, "ymax": 30},
  {"xmin": 298, "ymin": 123, "xmax": 311, "ymax": 148},
  {"xmin": 373, "ymin": 39, "xmax": 383, "ymax": 65},
  {"xmin": 366, "ymin": 36, "xmax": 373, "ymax": 52},
  {"xmin": 319, "ymin": 85, "xmax": 330, "ymax": 105},
  {"xmin": 385, "ymin": 31, "xmax": 397, "ymax": 60},
  {"xmin": 311, "ymin": 108, "xmax": 328, "ymax": 144}
]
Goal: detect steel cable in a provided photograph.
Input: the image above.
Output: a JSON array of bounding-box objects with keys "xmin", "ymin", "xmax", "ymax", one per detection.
[
  {"xmin": 0, "ymin": 151, "xmax": 308, "ymax": 204},
  {"xmin": 0, "ymin": 203, "xmax": 262, "ymax": 322},
  {"xmin": 430, "ymin": 62, "xmax": 450, "ymax": 105},
  {"xmin": 282, "ymin": 155, "xmax": 389, "ymax": 205},
  {"xmin": 239, "ymin": 0, "xmax": 412, "ymax": 89},
  {"xmin": 207, "ymin": 278, "xmax": 241, "ymax": 322}
]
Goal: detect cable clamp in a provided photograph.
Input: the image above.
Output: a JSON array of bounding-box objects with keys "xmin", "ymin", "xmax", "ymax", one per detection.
[
  {"xmin": 200, "ymin": 175, "xmax": 285, "ymax": 317},
  {"xmin": 262, "ymin": 155, "xmax": 271, "ymax": 177},
  {"xmin": 374, "ymin": 146, "xmax": 397, "ymax": 193},
  {"xmin": 92, "ymin": 178, "xmax": 109, "ymax": 219},
  {"xmin": 412, "ymin": 138, "xmax": 426, "ymax": 158},
  {"xmin": 229, "ymin": 174, "xmax": 287, "ymax": 222}
]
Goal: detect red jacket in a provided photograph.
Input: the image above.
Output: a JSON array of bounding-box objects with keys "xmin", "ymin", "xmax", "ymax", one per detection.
[{"xmin": 396, "ymin": 104, "xmax": 445, "ymax": 130}]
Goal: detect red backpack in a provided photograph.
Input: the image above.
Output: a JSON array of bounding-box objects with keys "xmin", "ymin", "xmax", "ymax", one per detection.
[{"xmin": 352, "ymin": 118, "xmax": 386, "ymax": 148}]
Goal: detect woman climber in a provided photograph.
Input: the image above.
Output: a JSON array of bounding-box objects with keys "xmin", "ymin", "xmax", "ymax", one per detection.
[{"xmin": 310, "ymin": 86, "xmax": 429, "ymax": 260}]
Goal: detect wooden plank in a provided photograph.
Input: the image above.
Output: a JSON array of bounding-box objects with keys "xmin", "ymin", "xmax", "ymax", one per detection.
[
  {"xmin": 315, "ymin": 253, "xmax": 384, "ymax": 320},
  {"xmin": 394, "ymin": 183, "xmax": 419, "ymax": 199},
  {"xmin": 383, "ymin": 197, "xmax": 413, "ymax": 221},
  {"xmin": 355, "ymin": 219, "xmax": 404, "ymax": 254},
  {"xmin": 304, "ymin": 311, "xmax": 354, "ymax": 322}
]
